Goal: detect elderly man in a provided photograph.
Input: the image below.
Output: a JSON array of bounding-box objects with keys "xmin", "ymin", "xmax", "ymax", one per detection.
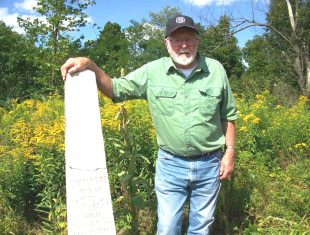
[{"xmin": 61, "ymin": 15, "xmax": 237, "ymax": 235}]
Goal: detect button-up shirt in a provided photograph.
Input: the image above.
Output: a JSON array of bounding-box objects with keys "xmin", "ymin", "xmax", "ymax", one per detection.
[{"xmin": 112, "ymin": 55, "xmax": 238, "ymax": 156}]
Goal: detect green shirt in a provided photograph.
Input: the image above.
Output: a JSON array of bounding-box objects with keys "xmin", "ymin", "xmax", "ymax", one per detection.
[{"xmin": 112, "ymin": 55, "xmax": 238, "ymax": 157}]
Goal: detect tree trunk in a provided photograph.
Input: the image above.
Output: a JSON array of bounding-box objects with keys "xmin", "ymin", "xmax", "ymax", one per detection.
[{"xmin": 286, "ymin": 0, "xmax": 308, "ymax": 96}]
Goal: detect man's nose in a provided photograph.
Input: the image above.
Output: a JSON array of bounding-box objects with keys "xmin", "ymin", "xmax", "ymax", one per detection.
[{"xmin": 180, "ymin": 40, "xmax": 189, "ymax": 47}]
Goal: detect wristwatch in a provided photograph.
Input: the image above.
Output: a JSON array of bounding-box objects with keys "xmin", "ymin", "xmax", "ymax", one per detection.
[{"xmin": 225, "ymin": 145, "xmax": 234, "ymax": 151}]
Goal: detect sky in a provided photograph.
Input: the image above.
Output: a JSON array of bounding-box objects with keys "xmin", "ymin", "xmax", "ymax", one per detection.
[{"xmin": 0, "ymin": 0, "xmax": 269, "ymax": 48}]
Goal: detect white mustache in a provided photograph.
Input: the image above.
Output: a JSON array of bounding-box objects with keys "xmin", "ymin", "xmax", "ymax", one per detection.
[{"xmin": 178, "ymin": 49, "xmax": 190, "ymax": 54}]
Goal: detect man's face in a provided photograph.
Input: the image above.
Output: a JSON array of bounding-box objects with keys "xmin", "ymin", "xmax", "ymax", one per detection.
[{"xmin": 165, "ymin": 28, "xmax": 199, "ymax": 69}]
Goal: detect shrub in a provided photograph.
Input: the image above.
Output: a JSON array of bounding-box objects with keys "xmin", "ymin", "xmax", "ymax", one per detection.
[{"xmin": 0, "ymin": 93, "xmax": 309, "ymax": 234}]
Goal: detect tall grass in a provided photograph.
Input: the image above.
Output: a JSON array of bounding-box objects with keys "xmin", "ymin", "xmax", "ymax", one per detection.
[{"xmin": 0, "ymin": 93, "xmax": 309, "ymax": 234}]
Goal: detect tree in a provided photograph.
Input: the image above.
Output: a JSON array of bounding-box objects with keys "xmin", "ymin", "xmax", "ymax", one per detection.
[
  {"xmin": 200, "ymin": 15, "xmax": 244, "ymax": 80},
  {"xmin": 0, "ymin": 21, "xmax": 40, "ymax": 101},
  {"xmin": 148, "ymin": 5, "xmax": 182, "ymax": 29},
  {"xmin": 238, "ymin": 35, "xmax": 300, "ymax": 99},
  {"xmin": 88, "ymin": 22, "xmax": 129, "ymax": 77},
  {"xmin": 202, "ymin": 0, "xmax": 310, "ymax": 96},
  {"xmin": 125, "ymin": 6, "xmax": 181, "ymax": 70},
  {"xmin": 18, "ymin": 0, "xmax": 95, "ymax": 93},
  {"xmin": 266, "ymin": 0, "xmax": 310, "ymax": 96}
]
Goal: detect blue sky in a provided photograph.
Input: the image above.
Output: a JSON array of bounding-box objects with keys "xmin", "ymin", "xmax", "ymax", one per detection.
[{"xmin": 0, "ymin": 0, "xmax": 269, "ymax": 48}]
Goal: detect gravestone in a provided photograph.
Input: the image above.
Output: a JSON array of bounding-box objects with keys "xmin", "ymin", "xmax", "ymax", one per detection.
[{"xmin": 65, "ymin": 70, "xmax": 116, "ymax": 234}]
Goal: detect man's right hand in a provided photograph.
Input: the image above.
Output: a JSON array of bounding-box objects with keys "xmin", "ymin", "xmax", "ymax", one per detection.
[{"xmin": 61, "ymin": 57, "xmax": 92, "ymax": 80}]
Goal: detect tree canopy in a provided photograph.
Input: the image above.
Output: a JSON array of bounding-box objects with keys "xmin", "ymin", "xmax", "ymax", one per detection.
[{"xmin": 1, "ymin": 1, "xmax": 309, "ymax": 100}]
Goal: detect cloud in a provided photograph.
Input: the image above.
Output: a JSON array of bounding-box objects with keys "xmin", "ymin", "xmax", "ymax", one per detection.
[
  {"xmin": 0, "ymin": 4, "xmax": 42, "ymax": 34},
  {"xmin": 183, "ymin": 0, "xmax": 240, "ymax": 7},
  {"xmin": 85, "ymin": 16, "xmax": 93, "ymax": 24},
  {"xmin": 0, "ymin": 7, "xmax": 23, "ymax": 33},
  {"xmin": 14, "ymin": 0, "xmax": 37, "ymax": 12},
  {"xmin": 0, "ymin": 1, "xmax": 43, "ymax": 34}
]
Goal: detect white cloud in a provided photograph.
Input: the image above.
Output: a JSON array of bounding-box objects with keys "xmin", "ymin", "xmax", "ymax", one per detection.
[
  {"xmin": 0, "ymin": 6, "xmax": 44, "ymax": 34},
  {"xmin": 0, "ymin": 7, "xmax": 9, "ymax": 18},
  {"xmin": 85, "ymin": 16, "xmax": 93, "ymax": 24},
  {"xmin": 14, "ymin": 0, "xmax": 37, "ymax": 12},
  {"xmin": 183, "ymin": 0, "xmax": 251, "ymax": 7},
  {"xmin": 0, "ymin": 7, "xmax": 23, "ymax": 33},
  {"xmin": 183, "ymin": 0, "xmax": 214, "ymax": 7}
]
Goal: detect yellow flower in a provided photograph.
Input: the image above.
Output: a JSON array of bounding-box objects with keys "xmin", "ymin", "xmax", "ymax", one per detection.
[
  {"xmin": 120, "ymin": 68, "xmax": 125, "ymax": 77},
  {"xmin": 294, "ymin": 144, "xmax": 301, "ymax": 148},
  {"xmin": 256, "ymin": 94, "xmax": 265, "ymax": 100},
  {"xmin": 294, "ymin": 143, "xmax": 308, "ymax": 148},
  {"xmin": 298, "ymin": 96, "xmax": 309, "ymax": 104},
  {"xmin": 252, "ymin": 118, "xmax": 261, "ymax": 124},
  {"xmin": 243, "ymin": 113, "xmax": 255, "ymax": 122},
  {"xmin": 239, "ymin": 126, "xmax": 248, "ymax": 132}
]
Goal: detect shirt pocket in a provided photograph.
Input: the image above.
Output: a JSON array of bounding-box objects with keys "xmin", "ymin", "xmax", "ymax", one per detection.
[
  {"xmin": 151, "ymin": 87, "xmax": 177, "ymax": 115},
  {"xmin": 198, "ymin": 87, "xmax": 222, "ymax": 119}
]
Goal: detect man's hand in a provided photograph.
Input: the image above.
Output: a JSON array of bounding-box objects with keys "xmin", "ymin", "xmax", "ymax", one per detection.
[
  {"xmin": 61, "ymin": 57, "xmax": 92, "ymax": 80},
  {"xmin": 219, "ymin": 149, "xmax": 234, "ymax": 180}
]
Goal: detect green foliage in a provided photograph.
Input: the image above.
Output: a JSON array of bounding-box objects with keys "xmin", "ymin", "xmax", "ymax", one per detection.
[
  {"xmin": 1, "ymin": 2, "xmax": 310, "ymax": 234},
  {"xmin": 100, "ymin": 97, "xmax": 157, "ymax": 234},
  {"xmin": 1, "ymin": 94, "xmax": 309, "ymax": 234},
  {"xmin": 265, "ymin": 0, "xmax": 310, "ymax": 95},
  {"xmin": 88, "ymin": 22, "xmax": 129, "ymax": 77},
  {"xmin": 148, "ymin": 5, "xmax": 182, "ymax": 29},
  {"xmin": 0, "ymin": 21, "xmax": 40, "ymax": 100},
  {"xmin": 0, "ymin": 196, "xmax": 36, "ymax": 234},
  {"xmin": 0, "ymin": 97, "xmax": 66, "ymax": 232},
  {"xmin": 17, "ymin": 0, "xmax": 95, "ymax": 94},
  {"xmin": 125, "ymin": 21, "xmax": 167, "ymax": 71},
  {"xmin": 200, "ymin": 15, "xmax": 244, "ymax": 80},
  {"xmin": 212, "ymin": 93, "xmax": 310, "ymax": 234},
  {"xmin": 124, "ymin": 6, "xmax": 179, "ymax": 71}
]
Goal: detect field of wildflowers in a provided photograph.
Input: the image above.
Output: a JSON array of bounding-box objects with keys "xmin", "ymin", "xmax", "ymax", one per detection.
[{"xmin": 0, "ymin": 92, "xmax": 309, "ymax": 234}]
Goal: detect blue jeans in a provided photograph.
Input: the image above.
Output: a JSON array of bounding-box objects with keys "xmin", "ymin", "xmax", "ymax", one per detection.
[{"xmin": 155, "ymin": 148, "xmax": 222, "ymax": 235}]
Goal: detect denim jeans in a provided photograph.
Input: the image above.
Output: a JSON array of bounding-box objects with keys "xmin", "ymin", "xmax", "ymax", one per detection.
[{"xmin": 155, "ymin": 148, "xmax": 222, "ymax": 235}]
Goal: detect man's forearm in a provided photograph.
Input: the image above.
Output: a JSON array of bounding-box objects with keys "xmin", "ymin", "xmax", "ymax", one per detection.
[
  {"xmin": 90, "ymin": 62, "xmax": 113, "ymax": 99},
  {"xmin": 220, "ymin": 120, "xmax": 236, "ymax": 179},
  {"xmin": 221, "ymin": 121, "xmax": 236, "ymax": 150}
]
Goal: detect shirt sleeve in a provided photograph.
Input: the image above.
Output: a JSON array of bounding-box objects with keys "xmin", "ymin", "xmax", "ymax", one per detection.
[
  {"xmin": 219, "ymin": 65, "xmax": 238, "ymax": 121},
  {"xmin": 112, "ymin": 64, "xmax": 148, "ymax": 103}
]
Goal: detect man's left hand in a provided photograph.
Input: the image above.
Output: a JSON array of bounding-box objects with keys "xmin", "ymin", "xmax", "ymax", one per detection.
[{"xmin": 219, "ymin": 150, "xmax": 235, "ymax": 180}]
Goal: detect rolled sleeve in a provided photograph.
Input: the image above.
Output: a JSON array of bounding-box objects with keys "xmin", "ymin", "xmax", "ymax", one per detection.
[
  {"xmin": 112, "ymin": 65, "xmax": 148, "ymax": 103},
  {"xmin": 220, "ymin": 67, "xmax": 238, "ymax": 121}
]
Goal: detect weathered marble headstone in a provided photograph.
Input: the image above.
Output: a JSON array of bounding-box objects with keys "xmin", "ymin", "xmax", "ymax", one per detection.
[{"xmin": 65, "ymin": 70, "xmax": 116, "ymax": 234}]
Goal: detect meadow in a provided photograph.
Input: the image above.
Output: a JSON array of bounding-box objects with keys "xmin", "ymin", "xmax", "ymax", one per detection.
[{"xmin": 0, "ymin": 92, "xmax": 309, "ymax": 234}]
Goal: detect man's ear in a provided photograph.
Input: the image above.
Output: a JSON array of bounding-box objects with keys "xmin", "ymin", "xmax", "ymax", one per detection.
[{"xmin": 164, "ymin": 38, "xmax": 169, "ymax": 48}]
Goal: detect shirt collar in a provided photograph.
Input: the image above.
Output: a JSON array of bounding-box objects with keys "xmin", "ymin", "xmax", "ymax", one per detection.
[{"xmin": 165, "ymin": 53, "xmax": 209, "ymax": 74}]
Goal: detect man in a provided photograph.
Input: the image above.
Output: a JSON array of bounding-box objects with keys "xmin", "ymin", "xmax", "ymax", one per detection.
[{"xmin": 61, "ymin": 15, "xmax": 237, "ymax": 235}]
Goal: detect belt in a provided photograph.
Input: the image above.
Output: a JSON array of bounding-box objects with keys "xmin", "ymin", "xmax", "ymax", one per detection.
[
  {"xmin": 160, "ymin": 148, "xmax": 222, "ymax": 159},
  {"xmin": 187, "ymin": 148, "xmax": 222, "ymax": 159}
]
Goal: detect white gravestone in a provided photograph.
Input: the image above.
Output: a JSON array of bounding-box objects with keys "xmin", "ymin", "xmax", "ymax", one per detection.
[{"xmin": 65, "ymin": 70, "xmax": 116, "ymax": 234}]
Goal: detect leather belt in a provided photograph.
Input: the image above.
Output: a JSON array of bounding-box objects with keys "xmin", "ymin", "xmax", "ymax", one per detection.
[
  {"xmin": 187, "ymin": 148, "xmax": 222, "ymax": 159},
  {"xmin": 160, "ymin": 148, "xmax": 222, "ymax": 159}
]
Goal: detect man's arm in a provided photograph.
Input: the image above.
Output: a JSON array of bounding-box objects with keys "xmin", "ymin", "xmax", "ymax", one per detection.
[
  {"xmin": 220, "ymin": 120, "xmax": 236, "ymax": 180},
  {"xmin": 61, "ymin": 57, "xmax": 113, "ymax": 99}
]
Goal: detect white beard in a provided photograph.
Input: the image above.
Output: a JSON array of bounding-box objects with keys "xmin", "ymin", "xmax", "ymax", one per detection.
[{"xmin": 168, "ymin": 47, "xmax": 197, "ymax": 67}]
